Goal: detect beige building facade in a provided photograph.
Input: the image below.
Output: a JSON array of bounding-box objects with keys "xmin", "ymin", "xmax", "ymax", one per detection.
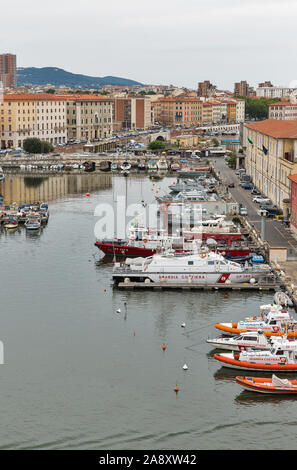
[
  {"xmin": 243, "ymin": 120, "xmax": 297, "ymax": 211},
  {"xmin": 0, "ymin": 93, "xmax": 67, "ymax": 149},
  {"xmin": 66, "ymin": 95, "xmax": 113, "ymax": 141}
]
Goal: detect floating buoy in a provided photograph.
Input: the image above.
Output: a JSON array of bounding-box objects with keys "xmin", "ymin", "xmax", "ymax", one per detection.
[
  {"xmin": 86, "ymin": 193, "xmax": 90, "ymax": 197},
  {"xmin": 162, "ymin": 344, "xmax": 166, "ymax": 351},
  {"xmin": 133, "ymin": 331, "xmax": 136, "ymax": 336},
  {"xmin": 174, "ymin": 385, "xmax": 179, "ymax": 393},
  {"xmin": 104, "ymin": 289, "xmax": 107, "ymax": 293},
  {"xmin": 116, "ymin": 309, "xmax": 121, "ymax": 314},
  {"xmin": 181, "ymin": 322, "xmax": 186, "ymax": 328},
  {"xmin": 183, "ymin": 364, "xmax": 189, "ymax": 371}
]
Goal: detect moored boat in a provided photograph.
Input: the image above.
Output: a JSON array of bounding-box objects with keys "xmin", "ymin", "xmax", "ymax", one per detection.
[
  {"xmin": 215, "ymin": 309, "xmax": 297, "ymax": 338},
  {"xmin": 236, "ymin": 375, "xmax": 297, "ymax": 394},
  {"xmin": 4, "ymin": 216, "xmax": 18, "ymax": 230},
  {"xmin": 24, "ymin": 215, "xmax": 41, "ymax": 231},
  {"xmin": 206, "ymin": 330, "xmax": 296, "ymax": 352},
  {"xmin": 112, "ymin": 250, "xmax": 273, "ymax": 285},
  {"xmin": 214, "ymin": 342, "xmax": 297, "ymax": 371}
]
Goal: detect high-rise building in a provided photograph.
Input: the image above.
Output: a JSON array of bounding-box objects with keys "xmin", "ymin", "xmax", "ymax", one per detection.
[
  {"xmin": 0, "ymin": 53, "xmax": 17, "ymax": 88},
  {"xmin": 234, "ymin": 81, "xmax": 250, "ymax": 97},
  {"xmin": 197, "ymin": 81, "xmax": 216, "ymax": 97}
]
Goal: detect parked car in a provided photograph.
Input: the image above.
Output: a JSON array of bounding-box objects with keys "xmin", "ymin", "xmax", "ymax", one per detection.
[
  {"xmin": 251, "ymin": 188, "xmax": 261, "ymax": 195},
  {"xmin": 228, "ymin": 182, "xmax": 235, "ymax": 188},
  {"xmin": 253, "ymin": 196, "xmax": 271, "ymax": 204},
  {"xmin": 239, "ymin": 207, "xmax": 248, "ymax": 216},
  {"xmin": 260, "ymin": 206, "xmax": 283, "ymax": 217},
  {"xmin": 242, "ymin": 184, "xmax": 253, "ymax": 190}
]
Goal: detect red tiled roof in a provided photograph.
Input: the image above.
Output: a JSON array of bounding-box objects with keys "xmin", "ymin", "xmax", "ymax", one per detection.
[
  {"xmin": 245, "ymin": 119, "xmax": 297, "ymax": 138},
  {"xmin": 3, "ymin": 93, "xmax": 66, "ymax": 101}
]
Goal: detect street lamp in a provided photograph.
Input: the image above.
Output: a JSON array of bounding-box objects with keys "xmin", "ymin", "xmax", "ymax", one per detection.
[{"xmin": 258, "ymin": 209, "xmax": 268, "ymax": 243}]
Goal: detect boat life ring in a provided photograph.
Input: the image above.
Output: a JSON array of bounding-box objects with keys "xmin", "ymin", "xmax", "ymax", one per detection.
[
  {"xmin": 143, "ymin": 239, "xmax": 148, "ymax": 243},
  {"xmin": 272, "ymin": 326, "xmax": 279, "ymax": 332},
  {"xmin": 280, "ymin": 357, "xmax": 287, "ymax": 363},
  {"xmin": 200, "ymin": 253, "xmax": 207, "ymax": 259},
  {"xmin": 238, "ymin": 346, "xmax": 247, "ymax": 352}
]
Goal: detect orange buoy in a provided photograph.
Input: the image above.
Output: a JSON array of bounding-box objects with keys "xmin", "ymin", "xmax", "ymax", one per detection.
[
  {"xmin": 174, "ymin": 385, "xmax": 179, "ymax": 393},
  {"xmin": 162, "ymin": 344, "xmax": 166, "ymax": 351},
  {"xmin": 86, "ymin": 193, "xmax": 90, "ymax": 197}
]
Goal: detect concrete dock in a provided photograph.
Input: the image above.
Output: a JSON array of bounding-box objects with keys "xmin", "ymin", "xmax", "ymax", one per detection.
[{"xmin": 116, "ymin": 281, "xmax": 278, "ymax": 291}]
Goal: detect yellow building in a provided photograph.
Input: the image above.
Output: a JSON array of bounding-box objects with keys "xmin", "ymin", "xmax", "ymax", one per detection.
[
  {"xmin": 0, "ymin": 93, "xmax": 67, "ymax": 149},
  {"xmin": 66, "ymin": 94, "xmax": 113, "ymax": 141},
  {"xmin": 243, "ymin": 120, "xmax": 297, "ymax": 212}
]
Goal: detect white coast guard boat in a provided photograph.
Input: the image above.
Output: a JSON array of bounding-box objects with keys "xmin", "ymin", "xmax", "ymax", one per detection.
[{"xmin": 112, "ymin": 250, "xmax": 273, "ymax": 285}]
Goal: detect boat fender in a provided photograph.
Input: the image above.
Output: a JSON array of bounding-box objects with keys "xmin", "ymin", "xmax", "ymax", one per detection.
[{"xmin": 200, "ymin": 253, "xmax": 207, "ymax": 259}]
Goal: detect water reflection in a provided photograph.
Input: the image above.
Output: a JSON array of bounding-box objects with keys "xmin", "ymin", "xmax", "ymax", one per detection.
[
  {"xmin": 0, "ymin": 172, "xmax": 112, "ymax": 204},
  {"xmin": 235, "ymin": 392, "xmax": 297, "ymax": 406}
]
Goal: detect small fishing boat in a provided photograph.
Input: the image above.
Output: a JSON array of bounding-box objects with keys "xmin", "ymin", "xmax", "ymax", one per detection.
[
  {"xmin": 214, "ymin": 342, "xmax": 297, "ymax": 371},
  {"xmin": 4, "ymin": 216, "xmax": 18, "ymax": 230},
  {"xmin": 148, "ymin": 160, "xmax": 158, "ymax": 171},
  {"xmin": 24, "ymin": 215, "xmax": 41, "ymax": 231},
  {"xmin": 236, "ymin": 375, "xmax": 297, "ymax": 394},
  {"xmin": 157, "ymin": 158, "xmax": 168, "ymax": 171},
  {"xmin": 120, "ymin": 161, "xmax": 131, "ymax": 172},
  {"xmin": 215, "ymin": 309, "xmax": 297, "ymax": 338}
]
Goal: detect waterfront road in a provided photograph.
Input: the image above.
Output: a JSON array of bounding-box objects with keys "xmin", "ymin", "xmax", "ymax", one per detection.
[{"xmin": 213, "ymin": 157, "xmax": 297, "ymax": 254}]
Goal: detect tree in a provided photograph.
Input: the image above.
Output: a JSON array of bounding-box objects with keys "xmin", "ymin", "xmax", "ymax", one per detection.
[
  {"xmin": 148, "ymin": 140, "xmax": 166, "ymax": 151},
  {"xmin": 46, "ymin": 89, "xmax": 56, "ymax": 94},
  {"xmin": 212, "ymin": 138, "xmax": 220, "ymax": 147},
  {"xmin": 236, "ymin": 95, "xmax": 279, "ymax": 120},
  {"xmin": 227, "ymin": 152, "xmax": 237, "ymax": 168},
  {"xmin": 23, "ymin": 138, "xmax": 54, "ymax": 154}
]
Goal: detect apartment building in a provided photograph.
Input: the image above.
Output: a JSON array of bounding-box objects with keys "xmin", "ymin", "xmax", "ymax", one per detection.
[
  {"xmin": 0, "ymin": 93, "xmax": 67, "ymax": 149},
  {"xmin": 0, "ymin": 53, "xmax": 17, "ymax": 89},
  {"xmin": 113, "ymin": 96, "xmax": 153, "ymax": 130},
  {"xmin": 256, "ymin": 86, "xmax": 292, "ymax": 98},
  {"xmin": 243, "ymin": 120, "xmax": 297, "ymax": 212},
  {"xmin": 269, "ymin": 102, "xmax": 297, "ymax": 120},
  {"xmin": 153, "ymin": 97, "xmax": 202, "ymax": 126},
  {"xmin": 66, "ymin": 95, "xmax": 113, "ymax": 140}
]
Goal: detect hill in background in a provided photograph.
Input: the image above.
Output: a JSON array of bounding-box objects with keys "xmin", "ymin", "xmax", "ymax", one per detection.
[{"xmin": 17, "ymin": 67, "xmax": 143, "ymax": 88}]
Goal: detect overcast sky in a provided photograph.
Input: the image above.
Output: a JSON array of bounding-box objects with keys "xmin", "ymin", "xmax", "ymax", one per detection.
[{"xmin": 1, "ymin": 0, "xmax": 297, "ymax": 90}]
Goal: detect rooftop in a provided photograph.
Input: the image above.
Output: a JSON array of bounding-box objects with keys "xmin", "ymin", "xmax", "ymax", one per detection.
[{"xmin": 245, "ymin": 119, "xmax": 297, "ymax": 139}]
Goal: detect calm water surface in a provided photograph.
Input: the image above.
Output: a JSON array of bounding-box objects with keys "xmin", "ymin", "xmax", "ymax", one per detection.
[{"xmin": 0, "ymin": 172, "xmax": 296, "ymax": 450}]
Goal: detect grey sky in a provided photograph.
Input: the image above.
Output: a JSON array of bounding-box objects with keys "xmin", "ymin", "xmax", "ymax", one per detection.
[{"xmin": 1, "ymin": 0, "xmax": 297, "ymax": 89}]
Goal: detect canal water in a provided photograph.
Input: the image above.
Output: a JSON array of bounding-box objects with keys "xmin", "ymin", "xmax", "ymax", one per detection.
[{"xmin": 0, "ymin": 172, "xmax": 296, "ymax": 450}]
